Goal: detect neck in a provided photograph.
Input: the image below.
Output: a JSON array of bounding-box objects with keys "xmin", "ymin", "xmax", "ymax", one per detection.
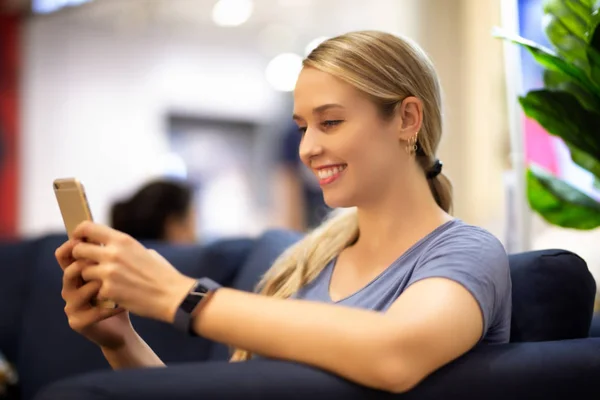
[{"xmin": 353, "ymin": 168, "xmax": 451, "ymax": 255}]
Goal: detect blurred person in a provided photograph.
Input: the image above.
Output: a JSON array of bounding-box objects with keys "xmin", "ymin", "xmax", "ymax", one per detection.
[
  {"xmin": 273, "ymin": 121, "xmax": 330, "ymax": 231},
  {"xmin": 110, "ymin": 179, "xmax": 197, "ymax": 244},
  {"xmin": 52, "ymin": 31, "xmax": 511, "ymax": 395}
]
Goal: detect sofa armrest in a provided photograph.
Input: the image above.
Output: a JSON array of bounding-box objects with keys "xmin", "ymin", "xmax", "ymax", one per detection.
[{"xmin": 34, "ymin": 339, "xmax": 600, "ymax": 400}]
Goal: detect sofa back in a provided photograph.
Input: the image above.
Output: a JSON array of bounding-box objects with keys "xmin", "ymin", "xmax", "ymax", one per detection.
[
  {"xmin": 0, "ymin": 233, "xmax": 256, "ymax": 400},
  {"xmin": 0, "ymin": 238, "xmax": 38, "ymax": 363},
  {"xmin": 1, "ymin": 229, "xmax": 597, "ymax": 400},
  {"xmin": 508, "ymin": 249, "xmax": 596, "ymax": 342}
]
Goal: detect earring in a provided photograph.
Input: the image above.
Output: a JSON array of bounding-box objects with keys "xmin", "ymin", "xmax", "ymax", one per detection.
[{"xmin": 405, "ymin": 132, "xmax": 418, "ymax": 155}]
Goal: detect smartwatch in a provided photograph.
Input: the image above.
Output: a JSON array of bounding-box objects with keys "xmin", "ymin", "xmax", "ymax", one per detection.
[{"xmin": 173, "ymin": 277, "xmax": 222, "ymax": 335}]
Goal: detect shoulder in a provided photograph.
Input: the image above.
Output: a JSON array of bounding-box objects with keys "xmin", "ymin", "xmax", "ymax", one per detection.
[
  {"xmin": 411, "ymin": 220, "xmax": 511, "ymax": 335},
  {"xmin": 413, "ymin": 219, "xmax": 510, "ymax": 293},
  {"xmin": 424, "ymin": 219, "xmax": 507, "ymax": 264}
]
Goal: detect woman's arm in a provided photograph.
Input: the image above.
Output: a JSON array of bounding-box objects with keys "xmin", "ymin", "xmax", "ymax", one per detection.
[
  {"xmin": 191, "ymin": 278, "xmax": 483, "ymax": 393},
  {"xmin": 71, "ymin": 222, "xmax": 484, "ymax": 393},
  {"xmin": 101, "ymin": 330, "xmax": 165, "ymax": 369}
]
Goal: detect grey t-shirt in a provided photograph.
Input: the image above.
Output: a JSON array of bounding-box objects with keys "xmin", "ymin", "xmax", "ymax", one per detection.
[{"xmin": 294, "ymin": 219, "xmax": 512, "ymax": 344}]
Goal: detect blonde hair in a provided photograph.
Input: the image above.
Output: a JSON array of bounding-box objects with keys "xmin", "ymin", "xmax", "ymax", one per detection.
[{"xmin": 230, "ymin": 30, "xmax": 452, "ymax": 362}]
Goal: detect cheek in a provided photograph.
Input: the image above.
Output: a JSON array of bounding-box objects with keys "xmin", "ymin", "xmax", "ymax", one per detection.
[
  {"xmin": 346, "ymin": 133, "xmax": 400, "ymax": 178},
  {"xmin": 338, "ymin": 127, "xmax": 371, "ymax": 156},
  {"xmin": 343, "ymin": 127, "xmax": 395, "ymax": 162}
]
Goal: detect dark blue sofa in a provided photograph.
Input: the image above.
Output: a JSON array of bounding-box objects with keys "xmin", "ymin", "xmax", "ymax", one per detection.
[{"xmin": 1, "ymin": 229, "xmax": 599, "ymax": 400}]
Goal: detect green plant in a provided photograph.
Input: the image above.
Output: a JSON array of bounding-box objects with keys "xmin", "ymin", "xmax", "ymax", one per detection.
[{"xmin": 494, "ymin": 0, "xmax": 600, "ymax": 229}]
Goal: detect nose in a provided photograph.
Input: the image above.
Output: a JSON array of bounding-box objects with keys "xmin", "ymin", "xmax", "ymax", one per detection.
[{"xmin": 298, "ymin": 127, "xmax": 323, "ymax": 164}]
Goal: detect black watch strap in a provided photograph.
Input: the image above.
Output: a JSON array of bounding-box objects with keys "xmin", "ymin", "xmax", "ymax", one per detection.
[{"xmin": 174, "ymin": 277, "xmax": 222, "ymax": 335}]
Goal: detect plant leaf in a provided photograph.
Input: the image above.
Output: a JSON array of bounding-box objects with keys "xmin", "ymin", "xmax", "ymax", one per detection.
[
  {"xmin": 590, "ymin": 9, "xmax": 600, "ymax": 44},
  {"xmin": 582, "ymin": 0, "xmax": 598, "ymax": 10},
  {"xmin": 568, "ymin": 143, "xmax": 600, "ymax": 180},
  {"xmin": 519, "ymin": 89, "xmax": 600, "ymax": 160},
  {"xmin": 564, "ymin": 0, "xmax": 595, "ymax": 27},
  {"xmin": 586, "ymin": 44, "xmax": 600, "ymax": 87},
  {"xmin": 493, "ymin": 28, "xmax": 600, "ymax": 95},
  {"xmin": 527, "ymin": 165, "xmax": 600, "ymax": 229},
  {"xmin": 543, "ymin": 69, "xmax": 600, "ymax": 111},
  {"xmin": 543, "ymin": 14, "xmax": 589, "ymax": 71},
  {"xmin": 584, "ymin": 22, "xmax": 600, "ymax": 90},
  {"xmin": 543, "ymin": 0, "xmax": 589, "ymax": 43}
]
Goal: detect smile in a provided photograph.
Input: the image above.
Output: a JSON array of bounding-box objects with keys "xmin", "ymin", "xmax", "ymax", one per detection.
[{"xmin": 316, "ymin": 165, "xmax": 347, "ymax": 186}]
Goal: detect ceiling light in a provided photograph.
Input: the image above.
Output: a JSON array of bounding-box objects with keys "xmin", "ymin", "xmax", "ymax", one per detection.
[
  {"xmin": 211, "ymin": 0, "xmax": 253, "ymax": 27},
  {"xmin": 32, "ymin": 0, "xmax": 93, "ymax": 14},
  {"xmin": 265, "ymin": 53, "xmax": 303, "ymax": 92}
]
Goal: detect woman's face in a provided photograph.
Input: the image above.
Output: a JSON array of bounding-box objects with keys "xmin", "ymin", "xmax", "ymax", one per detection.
[{"xmin": 293, "ymin": 67, "xmax": 419, "ymax": 209}]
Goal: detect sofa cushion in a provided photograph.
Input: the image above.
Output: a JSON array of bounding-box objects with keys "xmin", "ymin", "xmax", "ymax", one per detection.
[
  {"xmin": 16, "ymin": 234, "xmax": 252, "ymax": 400},
  {"xmin": 35, "ymin": 338, "xmax": 600, "ymax": 400},
  {"xmin": 509, "ymin": 249, "xmax": 596, "ymax": 342}
]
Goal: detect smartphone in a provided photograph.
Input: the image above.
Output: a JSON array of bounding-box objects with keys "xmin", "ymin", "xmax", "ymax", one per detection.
[{"xmin": 53, "ymin": 178, "xmax": 117, "ymax": 309}]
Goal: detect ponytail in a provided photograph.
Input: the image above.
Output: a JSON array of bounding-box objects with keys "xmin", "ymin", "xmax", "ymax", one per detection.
[
  {"xmin": 428, "ymin": 172, "xmax": 453, "ymax": 214},
  {"xmin": 230, "ymin": 207, "xmax": 359, "ymax": 361}
]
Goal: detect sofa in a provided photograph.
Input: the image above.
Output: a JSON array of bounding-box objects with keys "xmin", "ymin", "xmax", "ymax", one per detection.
[{"xmin": 0, "ymin": 229, "xmax": 599, "ymax": 400}]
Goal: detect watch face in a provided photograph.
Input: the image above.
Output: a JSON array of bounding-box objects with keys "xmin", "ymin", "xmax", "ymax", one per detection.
[
  {"xmin": 190, "ymin": 287, "xmax": 209, "ymax": 297},
  {"xmin": 180, "ymin": 283, "xmax": 207, "ymax": 313}
]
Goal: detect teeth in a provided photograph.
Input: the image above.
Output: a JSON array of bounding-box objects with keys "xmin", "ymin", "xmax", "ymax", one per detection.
[{"xmin": 317, "ymin": 165, "xmax": 346, "ymax": 179}]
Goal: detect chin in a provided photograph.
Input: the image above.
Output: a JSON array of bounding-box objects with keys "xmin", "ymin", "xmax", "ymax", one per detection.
[{"xmin": 322, "ymin": 193, "xmax": 356, "ymax": 209}]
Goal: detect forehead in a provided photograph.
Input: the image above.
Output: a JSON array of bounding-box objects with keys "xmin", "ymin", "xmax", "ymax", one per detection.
[{"xmin": 293, "ymin": 67, "xmax": 360, "ymax": 113}]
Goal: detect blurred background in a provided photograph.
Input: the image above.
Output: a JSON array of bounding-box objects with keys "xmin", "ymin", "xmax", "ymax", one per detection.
[{"xmin": 1, "ymin": 0, "xmax": 600, "ymax": 283}]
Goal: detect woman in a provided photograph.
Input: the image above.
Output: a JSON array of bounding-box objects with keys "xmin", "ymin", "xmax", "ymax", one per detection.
[
  {"xmin": 55, "ymin": 31, "xmax": 511, "ymax": 393},
  {"xmin": 110, "ymin": 179, "xmax": 197, "ymax": 244}
]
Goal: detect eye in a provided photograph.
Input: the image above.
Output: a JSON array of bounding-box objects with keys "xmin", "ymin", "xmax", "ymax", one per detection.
[
  {"xmin": 297, "ymin": 126, "xmax": 307, "ymax": 135},
  {"xmin": 321, "ymin": 120, "xmax": 344, "ymax": 129}
]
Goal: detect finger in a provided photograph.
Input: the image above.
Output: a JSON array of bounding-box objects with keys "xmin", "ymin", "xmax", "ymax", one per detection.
[
  {"xmin": 80, "ymin": 263, "xmax": 110, "ymax": 283},
  {"xmin": 62, "ymin": 259, "xmax": 93, "ymax": 292},
  {"xmin": 73, "ymin": 221, "xmax": 123, "ymax": 246},
  {"xmin": 81, "ymin": 304, "xmax": 125, "ymax": 323},
  {"xmin": 68, "ymin": 306, "xmax": 125, "ymax": 332},
  {"xmin": 72, "ymin": 242, "xmax": 106, "ymax": 263},
  {"xmin": 55, "ymin": 240, "xmax": 77, "ymax": 270},
  {"xmin": 69, "ymin": 281, "xmax": 102, "ymax": 309}
]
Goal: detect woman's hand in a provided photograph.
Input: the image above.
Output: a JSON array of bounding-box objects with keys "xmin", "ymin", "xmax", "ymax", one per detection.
[
  {"xmin": 56, "ymin": 240, "xmax": 134, "ymax": 350},
  {"xmin": 70, "ymin": 221, "xmax": 196, "ymax": 323}
]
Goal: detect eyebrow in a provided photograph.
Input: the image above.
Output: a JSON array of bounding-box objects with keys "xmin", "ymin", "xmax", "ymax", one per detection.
[{"xmin": 293, "ymin": 103, "xmax": 345, "ymax": 121}]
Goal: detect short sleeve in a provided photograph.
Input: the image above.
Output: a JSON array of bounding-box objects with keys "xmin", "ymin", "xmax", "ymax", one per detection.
[{"xmin": 407, "ymin": 227, "xmax": 510, "ymax": 337}]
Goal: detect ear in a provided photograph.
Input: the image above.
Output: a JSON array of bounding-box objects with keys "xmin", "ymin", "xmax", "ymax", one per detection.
[{"xmin": 395, "ymin": 96, "xmax": 423, "ymax": 141}]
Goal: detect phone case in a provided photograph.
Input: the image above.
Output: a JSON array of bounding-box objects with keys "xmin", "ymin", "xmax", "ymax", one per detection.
[{"xmin": 53, "ymin": 178, "xmax": 117, "ymax": 309}]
